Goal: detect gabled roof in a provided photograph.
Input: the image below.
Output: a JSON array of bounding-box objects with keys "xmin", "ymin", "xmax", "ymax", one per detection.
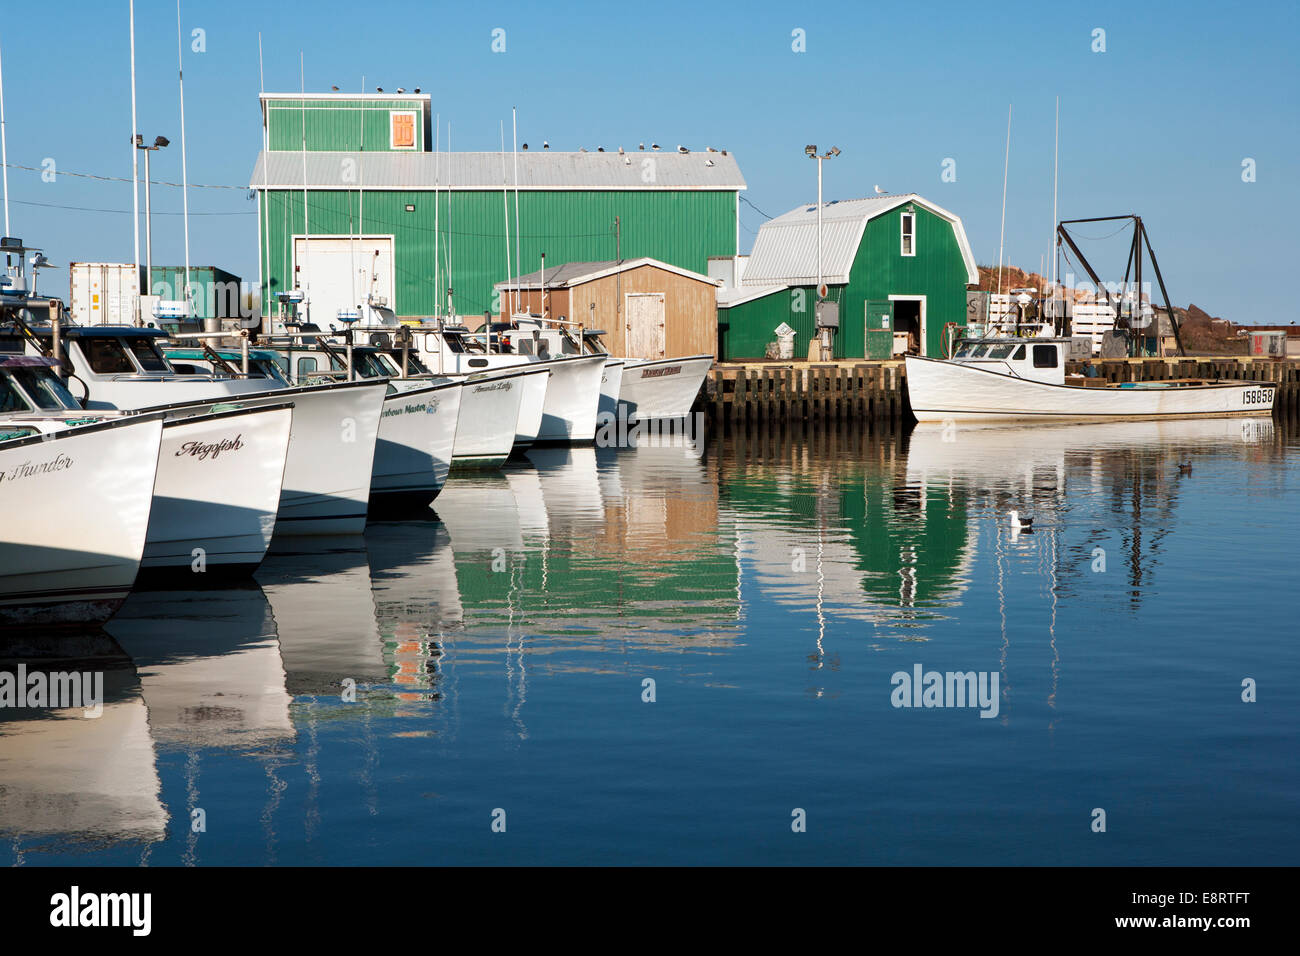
[
  {"xmin": 741, "ymin": 194, "xmax": 979, "ymax": 287},
  {"xmin": 250, "ymin": 150, "xmax": 746, "ymax": 192},
  {"xmin": 494, "ymin": 257, "xmax": 720, "ymax": 291}
]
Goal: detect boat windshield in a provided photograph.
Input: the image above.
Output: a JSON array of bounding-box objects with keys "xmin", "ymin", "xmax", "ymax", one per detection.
[
  {"xmin": 81, "ymin": 337, "xmax": 136, "ymax": 374},
  {"xmin": 327, "ymin": 350, "xmax": 391, "ymax": 379},
  {"xmin": 386, "ymin": 350, "xmax": 431, "ymax": 375},
  {"xmin": 126, "ymin": 336, "xmax": 170, "ymax": 372},
  {"xmin": 10, "ymin": 367, "xmax": 79, "ymax": 410},
  {"xmin": 250, "ymin": 358, "xmax": 291, "ymax": 386},
  {"xmin": 0, "ymin": 374, "xmax": 32, "ymax": 412},
  {"xmin": 985, "ymin": 343, "xmax": 1017, "ymax": 359}
]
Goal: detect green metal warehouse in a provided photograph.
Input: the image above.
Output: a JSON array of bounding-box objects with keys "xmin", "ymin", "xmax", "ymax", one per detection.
[
  {"xmin": 250, "ymin": 93, "xmax": 746, "ymax": 326},
  {"xmin": 716, "ymin": 194, "xmax": 978, "ymax": 360}
]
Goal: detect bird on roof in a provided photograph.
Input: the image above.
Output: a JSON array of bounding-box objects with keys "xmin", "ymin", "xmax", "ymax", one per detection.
[
  {"xmin": 414, "ymin": 87, "xmax": 421, "ymax": 93},
  {"xmin": 639, "ymin": 142, "xmax": 645, "ymax": 150},
  {"xmin": 677, "ymin": 145, "xmax": 689, "ymax": 153},
  {"xmin": 651, "ymin": 143, "xmax": 660, "ymax": 150},
  {"xmin": 396, "ymin": 87, "xmax": 405, "ymax": 93},
  {"xmin": 618, "ymin": 146, "xmax": 624, "ymax": 154},
  {"xmin": 597, "ymin": 146, "xmax": 604, "ymax": 152},
  {"xmin": 705, "ymin": 159, "xmax": 715, "ymax": 167},
  {"xmin": 579, "ymin": 147, "xmax": 588, "ymax": 152},
  {"xmin": 624, "ymin": 156, "xmax": 631, "ymax": 165},
  {"xmin": 543, "ymin": 141, "xmax": 550, "ymax": 149},
  {"xmin": 376, "ymin": 87, "xmax": 384, "ymax": 92},
  {"xmin": 874, "ymin": 185, "xmax": 887, "ymax": 195},
  {"xmin": 331, "ymin": 85, "xmax": 339, "ymax": 91},
  {"xmin": 522, "ymin": 143, "xmax": 528, "ymax": 150}
]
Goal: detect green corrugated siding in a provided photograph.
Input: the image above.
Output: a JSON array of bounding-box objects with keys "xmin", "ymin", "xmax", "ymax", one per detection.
[
  {"xmin": 719, "ymin": 286, "xmax": 826, "ymax": 361},
  {"xmin": 260, "ymin": 188, "xmax": 737, "ymax": 317},
  {"xmin": 719, "ymin": 205, "xmax": 969, "ymax": 359},
  {"xmin": 850, "ymin": 205, "xmax": 969, "ymax": 357},
  {"xmin": 267, "ymin": 100, "xmax": 427, "ymax": 152}
]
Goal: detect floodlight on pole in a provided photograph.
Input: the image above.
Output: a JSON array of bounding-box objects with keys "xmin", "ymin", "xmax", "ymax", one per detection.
[{"xmin": 135, "ymin": 135, "xmax": 169, "ymax": 303}]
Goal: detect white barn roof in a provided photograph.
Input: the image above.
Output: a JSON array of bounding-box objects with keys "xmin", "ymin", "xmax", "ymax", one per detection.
[
  {"xmin": 742, "ymin": 194, "xmax": 978, "ymax": 287},
  {"xmin": 250, "ymin": 150, "xmax": 746, "ymax": 191},
  {"xmin": 494, "ymin": 257, "xmax": 718, "ymax": 291}
]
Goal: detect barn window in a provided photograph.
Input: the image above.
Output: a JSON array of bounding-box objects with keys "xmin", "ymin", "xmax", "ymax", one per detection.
[
  {"xmin": 900, "ymin": 213, "xmax": 916, "ymax": 257},
  {"xmin": 390, "ymin": 111, "xmax": 416, "ymax": 149}
]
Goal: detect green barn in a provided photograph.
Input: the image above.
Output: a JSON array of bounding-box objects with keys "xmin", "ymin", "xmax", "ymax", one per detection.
[
  {"xmin": 250, "ymin": 93, "xmax": 746, "ymax": 325},
  {"xmin": 717, "ymin": 194, "xmax": 978, "ymax": 360}
]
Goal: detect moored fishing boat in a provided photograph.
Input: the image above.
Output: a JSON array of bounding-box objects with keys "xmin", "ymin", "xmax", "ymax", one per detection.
[
  {"xmin": 905, "ymin": 337, "xmax": 1277, "ymax": 423},
  {"xmin": 0, "ymin": 412, "xmax": 165, "ymax": 627}
]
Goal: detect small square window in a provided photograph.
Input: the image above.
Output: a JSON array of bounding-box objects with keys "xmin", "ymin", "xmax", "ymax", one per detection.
[
  {"xmin": 1032, "ymin": 344, "xmax": 1058, "ymax": 368},
  {"xmin": 900, "ymin": 213, "xmax": 915, "ymax": 257}
]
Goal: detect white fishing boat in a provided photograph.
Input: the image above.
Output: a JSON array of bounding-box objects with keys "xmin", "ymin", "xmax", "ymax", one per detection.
[
  {"xmin": 905, "ymin": 337, "xmax": 1277, "ymax": 423},
  {"xmin": 1, "ymin": 355, "xmax": 295, "ymax": 576},
  {"xmin": 508, "ymin": 316, "xmax": 712, "ymax": 420},
  {"xmin": 0, "ymin": 412, "xmax": 165, "ymax": 627},
  {"xmin": 406, "ymin": 324, "xmax": 604, "ymax": 444}
]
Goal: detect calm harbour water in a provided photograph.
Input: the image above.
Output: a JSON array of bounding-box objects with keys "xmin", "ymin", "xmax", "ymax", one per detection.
[{"xmin": 2, "ymin": 416, "xmax": 1297, "ymax": 866}]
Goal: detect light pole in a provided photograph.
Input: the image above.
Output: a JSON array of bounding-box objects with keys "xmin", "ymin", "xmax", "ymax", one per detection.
[
  {"xmin": 805, "ymin": 144, "xmax": 840, "ymax": 358},
  {"xmin": 135, "ymin": 135, "xmax": 169, "ymax": 309}
]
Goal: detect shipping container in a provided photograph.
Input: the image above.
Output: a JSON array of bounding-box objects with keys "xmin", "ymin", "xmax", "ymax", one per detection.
[{"xmin": 69, "ymin": 262, "xmax": 141, "ymax": 326}]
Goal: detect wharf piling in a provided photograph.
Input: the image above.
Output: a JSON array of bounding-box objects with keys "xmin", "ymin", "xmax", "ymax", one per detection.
[{"xmin": 702, "ymin": 357, "xmax": 1300, "ymax": 425}]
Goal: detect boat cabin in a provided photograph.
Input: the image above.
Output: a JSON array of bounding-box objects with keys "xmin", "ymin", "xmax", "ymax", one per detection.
[{"xmin": 950, "ymin": 337, "xmax": 1070, "ymax": 386}]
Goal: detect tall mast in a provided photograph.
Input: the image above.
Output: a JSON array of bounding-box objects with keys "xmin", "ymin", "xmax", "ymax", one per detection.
[
  {"xmin": 299, "ymin": 52, "xmax": 309, "ymax": 317},
  {"xmin": 500, "ymin": 120, "xmax": 511, "ymax": 337},
  {"xmin": 512, "ymin": 107, "xmax": 521, "ymax": 316},
  {"xmin": 446, "ymin": 123, "xmax": 454, "ymax": 318},
  {"xmin": 1051, "ymin": 95, "xmax": 1060, "ymax": 295},
  {"xmin": 258, "ymin": 33, "xmax": 270, "ymax": 326},
  {"xmin": 176, "ymin": 1, "xmax": 192, "ymax": 319},
  {"xmin": 0, "ymin": 37, "xmax": 11, "ymax": 238},
  {"xmin": 433, "ymin": 114, "xmax": 439, "ymax": 318},
  {"xmin": 996, "ymin": 103, "xmax": 1011, "ymax": 298},
  {"xmin": 129, "ymin": 1, "xmax": 141, "ymax": 320}
]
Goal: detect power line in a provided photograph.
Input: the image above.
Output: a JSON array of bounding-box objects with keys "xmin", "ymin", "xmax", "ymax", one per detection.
[
  {"xmin": 0, "ymin": 160, "xmax": 247, "ymax": 190},
  {"xmin": 740, "ymin": 194, "xmax": 776, "ymax": 220},
  {"xmin": 12, "ymin": 198, "xmax": 253, "ymax": 216}
]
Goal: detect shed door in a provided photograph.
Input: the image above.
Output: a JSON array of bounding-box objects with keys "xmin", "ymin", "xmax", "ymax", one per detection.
[
  {"xmin": 294, "ymin": 237, "xmax": 394, "ymax": 325},
  {"xmin": 625, "ymin": 293, "xmax": 666, "ymax": 359}
]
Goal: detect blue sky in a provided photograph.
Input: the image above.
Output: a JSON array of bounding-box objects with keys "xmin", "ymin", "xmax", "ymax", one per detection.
[{"xmin": 1, "ymin": 0, "xmax": 1296, "ymax": 320}]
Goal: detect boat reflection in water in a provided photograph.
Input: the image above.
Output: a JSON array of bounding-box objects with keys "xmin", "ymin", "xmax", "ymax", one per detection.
[
  {"xmin": 2, "ymin": 416, "xmax": 1292, "ymax": 865},
  {"xmin": 0, "ymin": 654, "xmax": 165, "ymax": 855}
]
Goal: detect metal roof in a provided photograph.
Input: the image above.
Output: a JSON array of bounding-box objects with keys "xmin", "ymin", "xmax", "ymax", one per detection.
[
  {"xmin": 742, "ymin": 194, "xmax": 979, "ymax": 287},
  {"xmin": 496, "ymin": 257, "xmax": 719, "ymax": 290},
  {"xmin": 250, "ymin": 150, "xmax": 746, "ymax": 191},
  {"xmin": 717, "ymin": 284, "xmax": 789, "ymax": 308}
]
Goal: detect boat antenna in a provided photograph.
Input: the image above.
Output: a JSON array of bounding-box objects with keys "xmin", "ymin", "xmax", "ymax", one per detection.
[
  {"xmin": 512, "ymin": 107, "xmax": 521, "ymax": 316},
  {"xmin": 299, "ymin": 51, "xmax": 310, "ymax": 320},
  {"xmin": 446, "ymin": 122, "xmax": 454, "ymax": 318},
  {"xmin": 176, "ymin": 1, "xmax": 193, "ymax": 321},
  {"xmin": 433, "ymin": 113, "xmax": 440, "ymax": 319},
  {"xmin": 500, "ymin": 118, "xmax": 511, "ymax": 351},
  {"xmin": 996, "ymin": 103, "xmax": 1011, "ymax": 298},
  {"xmin": 0, "ymin": 36, "xmax": 11, "ymax": 237},
  {"xmin": 258, "ymin": 32, "xmax": 271, "ymax": 327},
  {"xmin": 129, "ymin": 0, "xmax": 142, "ymax": 323},
  {"xmin": 1051, "ymin": 95, "xmax": 1060, "ymax": 314}
]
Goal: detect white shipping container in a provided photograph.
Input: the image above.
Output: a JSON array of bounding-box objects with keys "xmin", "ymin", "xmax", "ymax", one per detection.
[{"xmin": 69, "ymin": 262, "xmax": 141, "ymax": 326}]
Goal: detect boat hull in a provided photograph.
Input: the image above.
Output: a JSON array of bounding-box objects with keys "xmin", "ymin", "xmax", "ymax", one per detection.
[
  {"xmin": 188, "ymin": 381, "xmax": 386, "ymax": 535},
  {"xmin": 617, "ymin": 355, "xmax": 713, "ymax": 420},
  {"xmin": 452, "ymin": 368, "xmax": 527, "ymax": 467},
  {"xmin": 905, "ymin": 356, "xmax": 1279, "ymax": 423},
  {"xmin": 533, "ymin": 354, "xmax": 606, "ymax": 444},
  {"xmin": 139, "ymin": 403, "xmax": 293, "ymax": 580},
  {"xmin": 0, "ymin": 415, "xmax": 165, "ymax": 628},
  {"xmin": 370, "ymin": 380, "xmax": 463, "ymax": 510}
]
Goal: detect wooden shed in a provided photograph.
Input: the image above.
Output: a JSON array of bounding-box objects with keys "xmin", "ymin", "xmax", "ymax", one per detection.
[{"xmin": 494, "ymin": 258, "xmax": 721, "ymax": 359}]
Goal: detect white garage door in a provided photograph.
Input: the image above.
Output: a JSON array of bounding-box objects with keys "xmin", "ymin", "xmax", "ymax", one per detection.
[{"xmin": 294, "ymin": 236, "xmax": 394, "ymax": 326}]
